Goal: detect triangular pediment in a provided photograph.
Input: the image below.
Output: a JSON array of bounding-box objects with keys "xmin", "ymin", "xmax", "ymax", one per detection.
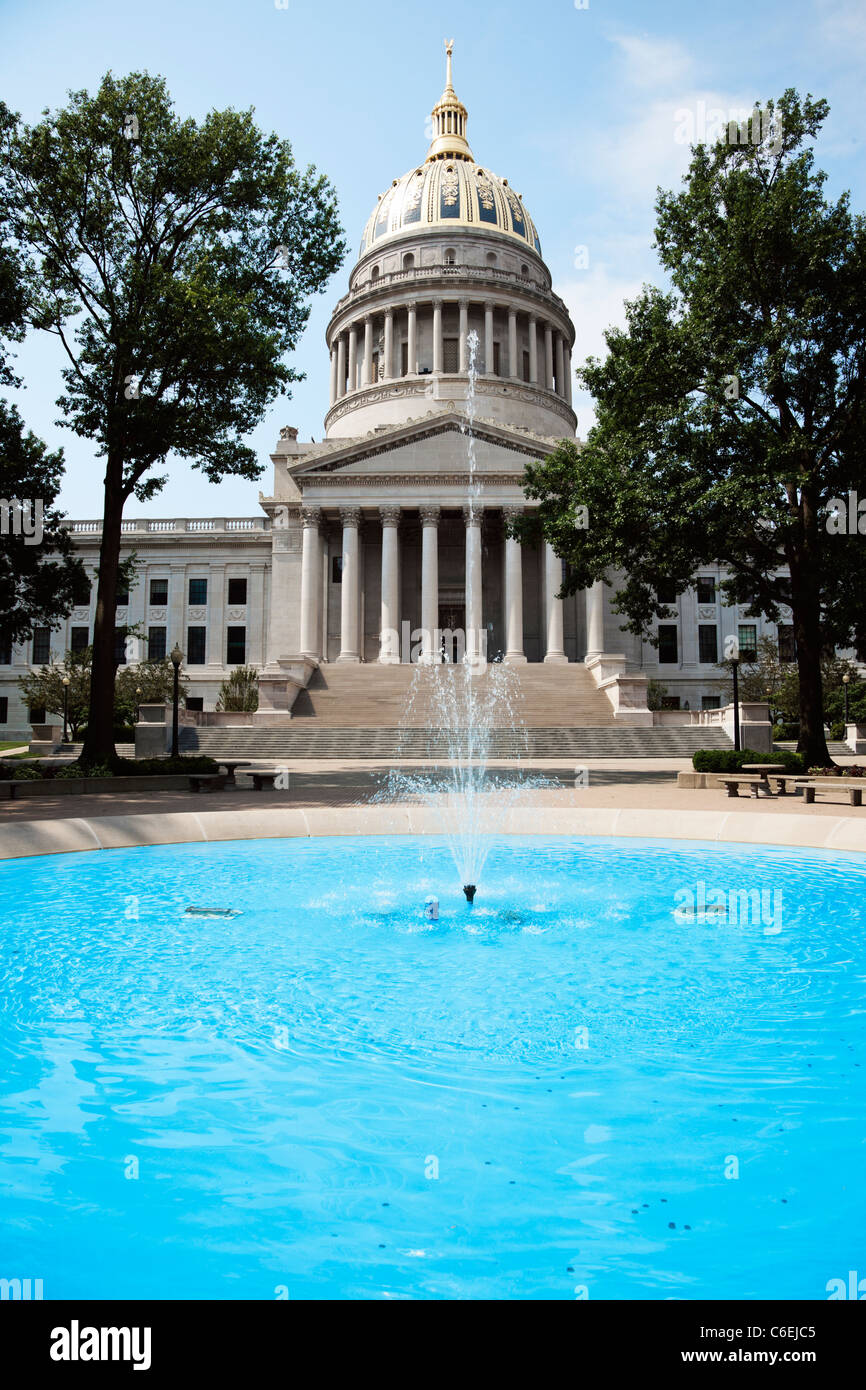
[{"xmin": 286, "ymin": 411, "xmax": 564, "ymax": 481}]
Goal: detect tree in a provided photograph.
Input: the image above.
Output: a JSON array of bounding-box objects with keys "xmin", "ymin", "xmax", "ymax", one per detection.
[
  {"xmin": 516, "ymin": 93, "xmax": 866, "ymax": 767},
  {"xmin": 216, "ymin": 665, "xmax": 259, "ymax": 712},
  {"xmin": 17, "ymin": 646, "xmax": 91, "ymax": 738},
  {"xmin": 115, "ymin": 656, "xmax": 188, "ymax": 727},
  {"xmin": 4, "ymin": 72, "xmax": 346, "ymax": 765},
  {"xmin": 0, "ymin": 102, "xmax": 85, "ymax": 644}
]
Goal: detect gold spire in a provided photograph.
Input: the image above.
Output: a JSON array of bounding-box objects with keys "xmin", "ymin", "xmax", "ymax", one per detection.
[{"xmin": 425, "ymin": 39, "xmax": 474, "ymax": 162}]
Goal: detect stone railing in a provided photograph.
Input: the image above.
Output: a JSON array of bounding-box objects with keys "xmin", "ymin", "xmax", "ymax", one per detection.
[
  {"xmin": 585, "ymin": 654, "xmax": 653, "ymax": 726},
  {"xmin": 67, "ymin": 517, "xmax": 270, "ymax": 536}
]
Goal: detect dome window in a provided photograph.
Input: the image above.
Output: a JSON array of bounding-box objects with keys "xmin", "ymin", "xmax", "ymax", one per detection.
[
  {"xmin": 403, "ymin": 252, "xmax": 415, "ymax": 270},
  {"xmin": 444, "ymin": 248, "xmax": 456, "ymax": 265},
  {"xmin": 370, "ymin": 265, "xmax": 380, "ymax": 281},
  {"xmin": 486, "ymin": 251, "xmax": 498, "ymax": 267},
  {"xmin": 521, "ymin": 263, "xmax": 529, "ymax": 275}
]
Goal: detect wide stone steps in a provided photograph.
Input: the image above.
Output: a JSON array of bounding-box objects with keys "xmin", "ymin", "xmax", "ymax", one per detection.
[{"xmin": 179, "ymin": 725, "xmax": 733, "ymax": 760}]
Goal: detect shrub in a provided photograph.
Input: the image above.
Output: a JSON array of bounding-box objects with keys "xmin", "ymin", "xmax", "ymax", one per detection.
[
  {"xmin": 772, "ymin": 722, "xmax": 800, "ymax": 741},
  {"xmin": 829, "ymin": 722, "xmax": 845, "ymax": 742},
  {"xmin": 692, "ymin": 748, "xmax": 805, "ymax": 773},
  {"xmin": 11, "ymin": 763, "xmax": 44, "ymax": 780},
  {"xmin": 116, "ymin": 755, "xmax": 219, "ymax": 776},
  {"xmin": 808, "ymin": 764, "xmax": 866, "ymax": 778}
]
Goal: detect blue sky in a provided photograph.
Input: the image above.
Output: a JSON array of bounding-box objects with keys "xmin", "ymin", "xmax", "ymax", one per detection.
[{"xmin": 1, "ymin": 0, "xmax": 863, "ymax": 517}]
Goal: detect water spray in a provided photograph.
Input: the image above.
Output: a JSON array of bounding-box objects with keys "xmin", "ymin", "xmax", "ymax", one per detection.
[{"xmin": 463, "ymin": 884, "xmax": 477, "ymax": 904}]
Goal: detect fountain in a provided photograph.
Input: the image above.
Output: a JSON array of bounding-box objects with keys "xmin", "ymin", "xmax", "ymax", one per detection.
[{"xmin": 372, "ymin": 330, "xmax": 555, "ymax": 901}]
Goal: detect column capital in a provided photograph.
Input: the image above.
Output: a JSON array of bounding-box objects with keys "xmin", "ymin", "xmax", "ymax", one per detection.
[
  {"xmin": 463, "ymin": 502, "xmax": 483, "ymax": 526},
  {"xmin": 419, "ymin": 504, "xmax": 441, "ymax": 527},
  {"xmin": 300, "ymin": 505, "xmax": 322, "ymax": 527},
  {"xmin": 339, "ymin": 505, "xmax": 361, "ymax": 527},
  {"xmin": 432, "ymin": 298, "xmax": 444, "ymax": 310},
  {"xmin": 379, "ymin": 504, "xmax": 401, "ymax": 527},
  {"xmin": 501, "ymin": 505, "xmax": 524, "ymax": 523},
  {"xmin": 458, "ymin": 297, "xmax": 469, "ymax": 309},
  {"xmin": 484, "ymin": 300, "xmax": 495, "ymax": 312}
]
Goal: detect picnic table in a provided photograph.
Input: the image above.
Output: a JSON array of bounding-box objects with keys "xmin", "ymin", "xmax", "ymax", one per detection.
[
  {"xmin": 741, "ymin": 764, "xmax": 804, "ymax": 796},
  {"xmin": 216, "ymin": 760, "xmax": 253, "ymax": 787}
]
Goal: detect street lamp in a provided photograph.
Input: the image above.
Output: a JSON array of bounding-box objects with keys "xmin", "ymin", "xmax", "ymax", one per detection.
[
  {"xmin": 135, "ymin": 686, "xmax": 142, "ymax": 724},
  {"xmin": 731, "ymin": 656, "xmax": 741, "ymax": 751},
  {"xmin": 61, "ymin": 675, "xmax": 70, "ymax": 745},
  {"xmin": 843, "ymin": 673, "xmax": 851, "ymax": 726},
  {"xmin": 170, "ymin": 644, "xmax": 183, "ymax": 759}
]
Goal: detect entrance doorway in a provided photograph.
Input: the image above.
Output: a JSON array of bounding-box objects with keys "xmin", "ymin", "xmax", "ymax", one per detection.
[{"xmin": 438, "ymin": 603, "xmax": 465, "ymax": 664}]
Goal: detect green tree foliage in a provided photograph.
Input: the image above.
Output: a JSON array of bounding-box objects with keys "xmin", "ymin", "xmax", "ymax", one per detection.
[
  {"xmin": 17, "ymin": 646, "xmax": 92, "ymax": 738},
  {"xmin": 516, "ymin": 93, "xmax": 866, "ymax": 767},
  {"xmin": 216, "ymin": 665, "xmax": 259, "ymax": 712},
  {"xmin": 4, "ymin": 72, "xmax": 346, "ymax": 764},
  {"xmin": 115, "ymin": 656, "xmax": 188, "ymax": 727}
]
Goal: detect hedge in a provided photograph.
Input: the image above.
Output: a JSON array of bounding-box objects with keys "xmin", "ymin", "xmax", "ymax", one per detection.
[{"xmin": 692, "ymin": 748, "xmax": 805, "ymax": 773}]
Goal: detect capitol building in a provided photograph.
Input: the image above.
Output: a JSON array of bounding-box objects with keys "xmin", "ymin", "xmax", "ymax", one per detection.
[{"xmin": 0, "ymin": 49, "xmax": 790, "ymax": 739}]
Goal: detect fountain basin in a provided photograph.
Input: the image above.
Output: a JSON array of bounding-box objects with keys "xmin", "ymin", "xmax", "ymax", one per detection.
[{"xmin": 1, "ymin": 833, "xmax": 863, "ymax": 1299}]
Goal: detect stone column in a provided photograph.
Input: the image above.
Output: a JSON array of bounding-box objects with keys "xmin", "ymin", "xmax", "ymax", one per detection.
[
  {"xmin": 433, "ymin": 300, "xmax": 443, "ymax": 374},
  {"xmin": 544, "ymin": 323, "xmax": 554, "ymax": 391},
  {"xmin": 329, "ymin": 346, "xmax": 338, "ymax": 406},
  {"xmin": 564, "ymin": 341, "xmax": 573, "ymax": 406},
  {"xmin": 508, "ymin": 309, "xmax": 518, "ymax": 379},
  {"xmin": 529, "ymin": 315, "xmax": 539, "ymax": 385},
  {"xmin": 464, "ymin": 503, "xmax": 485, "ymax": 665},
  {"xmin": 337, "ymin": 506, "xmax": 361, "ymax": 663},
  {"xmin": 555, "ymin": 333, "xmax": 565, "ymax": 398},
  {"xmin": 298, "ymin": 506, "xmax": 322, "ymax": 660},
  {"xmin": 384, "ymin": 310, "xmax": 394, "ymax": 381},
  {"xmin": 207, "ymin": 563, "xmax": 226, "ymax": 667},
  {"xmin": 378, "ymin": 505, "xmax": 401, "ymax": 663},
  {"xmin": 484, "ymin": 302, "xmax": 494, "ymax": 375},
  {"xmin": 419, "ymin": 505, "xmax": 440, "ymax": 664},
  {"xmin": 502, "ymin": 506, "xmax": 526, "ymax": 663},
  {"xmin": 543, "ymin": 541, "xmax": 567, "ymax": 664},
  {"xmin": 363, "ymin": 317, "xmax": 373, "ymax": 388},
  {"xmin": 407, "ymin": 303, "xmax": 417, "ymax": 375},
  {"xmin": 347, "ymin": 325, "xmax": 358, "ymax": 393},
  {"xmin": 459, "ymin": 300, "xmax": 469, "ymax": 373},
  {"xmin": 585, "ymin": 579, "xmax": 605, "ymax": 660},
  {"xmin": 248, "ymin": 562, "xmax": 267, "ymax": 666},
  {"xmin": 320, "ymin": 528, "xmax": 330, "ymax": 661},
  {"xmin": 336, "ymin": 335, "xmax": 346, "ymax": 400}
]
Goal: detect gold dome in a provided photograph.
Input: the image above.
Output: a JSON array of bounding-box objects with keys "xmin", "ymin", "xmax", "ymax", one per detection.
[{"xmin": 359, "ymin": 43, "xmax": 542, "ymax": 258}]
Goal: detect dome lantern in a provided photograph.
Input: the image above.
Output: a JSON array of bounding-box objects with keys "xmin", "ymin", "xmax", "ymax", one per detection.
[{"xmin": 425, "ymin": 39, "xmax": 474, "ymax": 163}]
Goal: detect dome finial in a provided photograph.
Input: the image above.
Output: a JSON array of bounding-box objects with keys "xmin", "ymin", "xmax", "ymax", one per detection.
[
  {"xmin": 426, "ymin": 39, "xmax": 473, "ymax": 162},
  {"xmin": 445, "ymin": 38, "xmax": 454, "ymax": 92}
]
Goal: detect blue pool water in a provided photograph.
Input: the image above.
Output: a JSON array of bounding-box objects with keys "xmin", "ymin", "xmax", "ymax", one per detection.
[{"xmin": 0, "ymin": 834, "xmax": 864, "ymax": 1301}]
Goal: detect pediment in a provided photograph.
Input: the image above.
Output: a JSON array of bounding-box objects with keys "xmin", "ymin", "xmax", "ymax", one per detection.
[{"xmin": 286, "ymin": 411, "xmax": 562, "ymax": 481}]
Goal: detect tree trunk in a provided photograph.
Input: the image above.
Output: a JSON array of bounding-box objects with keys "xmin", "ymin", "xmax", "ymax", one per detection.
[
  {"xmin": 80, "ymin": 456, "xmax": 123, "ymax": 766},
  {"xmin": 791, "ymin": 592, "xmax": 831, "ymax": 768}
]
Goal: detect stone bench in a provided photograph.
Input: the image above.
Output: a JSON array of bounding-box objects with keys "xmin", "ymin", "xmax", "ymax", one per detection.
[
  {"xmin": 187, "ymin": 773, "xmax": 228, "ymax": 793},
  {"xmin": 800, "ymin": 778, "xmax": 865, "ymax": 807},
  {"xmin": 720, "ymin": 775, "xmax": 770, "ymax": 798}
]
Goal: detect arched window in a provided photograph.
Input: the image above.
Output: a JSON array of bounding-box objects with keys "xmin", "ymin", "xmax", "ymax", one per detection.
[
  {"xmin": 370, "ymin": 265, "xmax": 380, "ymax": 281},
  {"xmin": 444, "ymin": 248, "xmax": 456, "ymax": 266},
  {"xmin": 486, "ymin": 251, "xmax": 498, "ymax": 267},
  {"xmin": 402, "ymin": 251, "xmax": 415, "ymax": 270},
  {"xmin": 521, "ymin": 263, "xmax": 529, "ymax": 276}
]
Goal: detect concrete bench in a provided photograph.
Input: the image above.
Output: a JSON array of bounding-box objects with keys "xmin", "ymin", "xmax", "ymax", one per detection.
[
  {"xmin": 187, "ymin": 773, "xmax": 228, "ymax": 793},
  {"xmin": 720, "ymin": 775, "xmax": 770, "ymax": 798},
  {"xmin": 244, "ymin": 768, "xmax": 287, "ymax": 791},
  {"xmin": 800, "ymin": 778, "xmax": 865, "ymax": 807}
]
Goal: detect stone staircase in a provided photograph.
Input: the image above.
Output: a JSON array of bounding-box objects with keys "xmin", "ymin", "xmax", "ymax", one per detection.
[{"xmin": 177, "ymin": 662, "xmax": 734, "ymax": 760}]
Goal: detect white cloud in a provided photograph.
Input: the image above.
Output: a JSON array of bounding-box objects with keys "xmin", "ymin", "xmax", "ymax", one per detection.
[
  {"xmin": 555, "ymin": 264, "xmax": 645, "ymax": 434},
  {"xmin": 816, "ymin": 0, "xmax": 866, "ymax": 51},
  {"xmin": 608, "ymin": 33, "xmax": 694, "ymax": 90}
]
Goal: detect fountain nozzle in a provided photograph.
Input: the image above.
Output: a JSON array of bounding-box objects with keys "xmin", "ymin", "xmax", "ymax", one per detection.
[{"xmin": 463, "ymin": 884, "xmax": 477, "ymax": 904}]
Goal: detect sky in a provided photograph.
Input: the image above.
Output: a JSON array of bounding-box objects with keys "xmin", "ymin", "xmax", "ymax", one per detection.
[{"xmin": 1, "ymin": 0, "xmax": 863, "ymax": 518}]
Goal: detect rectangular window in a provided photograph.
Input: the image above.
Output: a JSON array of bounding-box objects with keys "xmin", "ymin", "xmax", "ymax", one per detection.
[
  {"xmin": 778, "ymin": 624, "xmax": 796, "ymax": 663},
  {"xmin": 702, "ymin": 695, "xmax": 721, "ymax": 710},
  {"xmin": 227, "ymin": 577, "xmax": 247, "ymax": 606},
  {"xmin": 443, "ymin": 337, "xmax": 459, "ymax": 373},
  {"xmin": 658, "ymin": 624, "xmax": 678, "ymax": 664},
  {"xmin": 492, "ymin": 341, "xmax": 501, "ymax": 376},
  {"xmin": 738, "ymin": 624, "xmax": 758, "ymax": 661},
  {"xmin": 401, "ymin": 341, "xmax": 409, "ymax": 376},
  {"xmin": 696, "ymin": 576, "xmax": 716, "ymax": 604},
  {"xmin": 522, "ymin": 350, "xmax": 530, "ymax": 383},
  {"xmin": 0, "ymin": 697, "xmax": 7, "ymax": 723},
  {"xmin": 32, "ymin": 627, "xmax": 51, "ymax": 664},
  {"xmin": 70, "ymin": 626, "xmax": 89, "ymax": 653},
  {"xmin": 186, "ymin": 626, "xmax": 207, "ymax": 665},
  {"xmin": 149, "ymin": 577, "xmax": 168, "ymax": 606},
  {"xmin": 226, "ymin": 626, "xmax": 246, "ymax": 665},
  {"xmin": 148, "ymin": 626, "xmax": 167, "ymax": 661},
  {"xmin": 115, "ymin": 583, "xmax": 129, "ymax": 607},
  {"xmin": 73, "ymin": 573, "xmax": 91, "ymax": 605},
  {"xmin": 185, "ymin": 697, "xmax": 203, "ymax": 712},
  {"xmin": 188, "ymin": 577, "xmax": 208, "ymax": 606},
  {"xmin": 656, "ymin": 581, "xmax": 677, "ymax": 606},
  {"xmin": 698, "ymin": 624, "xmax": 718, "ymax": 664},
  {"xmin": 0, "ymin": 634, "xmax": 11, "ymax": 665},
  {"xmin": 332, "ymin": 556, "xmax": 343, "ymax": 585},
  {"xmin": 114, "ymin": 626, "xmax": 127, "ymax": 666}
]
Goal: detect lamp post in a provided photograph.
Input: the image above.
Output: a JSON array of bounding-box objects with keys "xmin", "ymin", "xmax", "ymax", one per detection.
[
  {"xmin": 61, "ymin": 675, "xmax": 70, "ymax": 745},
  {"xmin": 170, "ymin": 644, "xmax": 183, "ymax": 758},
  {"xmin": 731, "ymin": 656, "xmax": 741, "ymax": 751},
  {"xmin": 135, "ymin": 686, "xmax": 142, "ymax": 724},
  {"xmin": 843, "ymin": 673, "xmax": 850, "ymax": 726}
]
